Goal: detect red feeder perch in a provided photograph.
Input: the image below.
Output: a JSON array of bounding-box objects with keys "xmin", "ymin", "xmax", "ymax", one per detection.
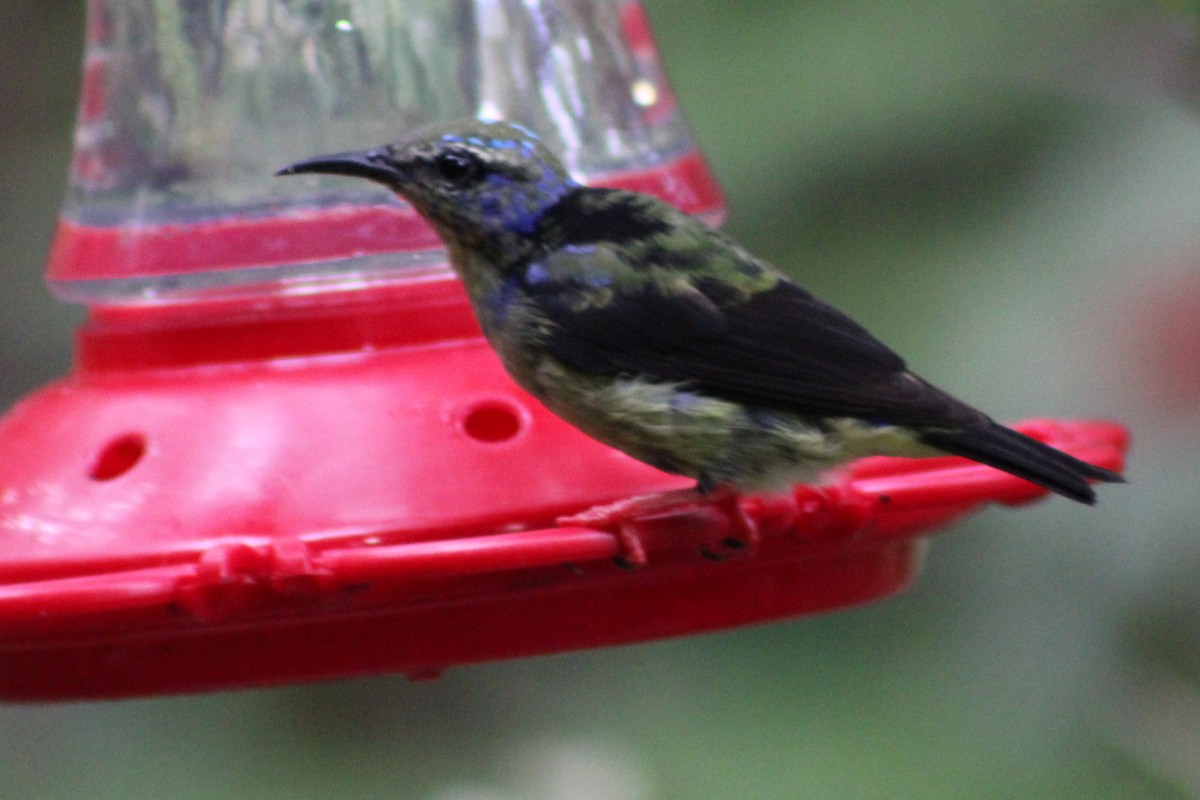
[{"xmin": 0, "ymin": 0, "xmax": 1127, "ymax": 701}]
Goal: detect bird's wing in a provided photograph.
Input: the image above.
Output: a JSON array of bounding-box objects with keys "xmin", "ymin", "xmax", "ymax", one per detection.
[{"xmin": 525, "ymin": 246, "xmax": 980, "ymax": 427}]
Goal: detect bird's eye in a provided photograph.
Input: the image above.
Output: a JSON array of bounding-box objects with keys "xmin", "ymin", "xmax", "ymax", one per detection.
[{"xmin": 434, "ymin": 150, "xmax": 482, "ymax": 186}]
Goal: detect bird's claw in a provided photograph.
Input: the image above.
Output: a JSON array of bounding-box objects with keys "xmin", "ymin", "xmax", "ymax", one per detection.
[
  {"xmin": 611, "ymin": 523, "xmax": 648, "ymax": 570},
  {"xmin": 699, "ymin": 485, "xmax": 760, "ymax": 559}
]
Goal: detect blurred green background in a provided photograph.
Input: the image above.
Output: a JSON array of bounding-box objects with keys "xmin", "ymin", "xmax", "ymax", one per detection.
[{"xmin": 2, "ymin": 1, "xmax": 1200, "ymax": 798}]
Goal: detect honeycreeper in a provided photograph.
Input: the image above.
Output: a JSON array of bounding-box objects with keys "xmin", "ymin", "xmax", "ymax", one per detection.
[{"xmin": 279, "ymin": 119, "xmax": 1122, "ymax": 507}]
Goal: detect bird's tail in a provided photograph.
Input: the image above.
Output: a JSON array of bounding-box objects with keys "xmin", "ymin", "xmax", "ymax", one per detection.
[{"xmin": 918, "ymin": 422, "xmax": 1124, "ymax": 505}]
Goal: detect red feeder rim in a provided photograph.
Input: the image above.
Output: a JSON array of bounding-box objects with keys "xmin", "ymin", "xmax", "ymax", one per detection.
[{"xmin": 0, "ymin": 273, "xmax": 1128, "ymax": 700}]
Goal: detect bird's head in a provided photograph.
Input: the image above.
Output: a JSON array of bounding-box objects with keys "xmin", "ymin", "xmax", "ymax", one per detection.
[{"xmin": 278, "ymin": 119, "xmax": 578, "ymax": 253}]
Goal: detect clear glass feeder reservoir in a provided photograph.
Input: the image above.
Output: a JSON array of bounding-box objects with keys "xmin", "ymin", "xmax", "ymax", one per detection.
[
  {"xmin": 50, "ymin": 0, "xmax": 721, "ymax": 303},
  {"xmin": 0, "ymin": 0, "xmax": 1127, "ymax": 701}
]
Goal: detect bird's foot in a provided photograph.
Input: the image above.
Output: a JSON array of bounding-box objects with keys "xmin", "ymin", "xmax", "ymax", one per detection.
[
  {"xmin": 559, "ymin": 488, "xmax": 697, "ymax": 569},
  {"xmin": 698, "ymin": 485, "xmax": 760, "ymax": 560},
  {"xmin": 558, "ymin": 485, "xmax": 759, "ymax": 567}
]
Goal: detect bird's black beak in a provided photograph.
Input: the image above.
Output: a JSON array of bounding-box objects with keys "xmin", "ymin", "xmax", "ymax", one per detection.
[{"xmin": 275, "ymin": 148, "xmax": 399, "ymax": 185}]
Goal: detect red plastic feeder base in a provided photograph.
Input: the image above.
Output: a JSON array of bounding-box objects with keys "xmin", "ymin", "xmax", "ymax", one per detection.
[{"xmin": 0, "ymin": 276, "xmax": 1128, "ymax": 700}]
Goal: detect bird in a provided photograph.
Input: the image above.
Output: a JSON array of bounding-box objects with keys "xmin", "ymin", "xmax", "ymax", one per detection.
[{"xmin": 278, "ymin": 118, "xmax": 1122, "ymax": 527}]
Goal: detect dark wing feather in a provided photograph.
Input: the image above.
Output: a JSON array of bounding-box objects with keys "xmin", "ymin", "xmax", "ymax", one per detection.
[
  {"xmin": 528, "ymin": 253, "xmax": 981, "ymax": 427},
  {"xmin": 918, "ymin": 423, "xmax": 1123, "ymax": 504},
  {"xmin": 538, "ymin": 277, "xmax": 728, "ymax": 374}
]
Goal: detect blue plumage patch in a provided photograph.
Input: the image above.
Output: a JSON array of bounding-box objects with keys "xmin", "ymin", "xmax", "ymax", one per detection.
[{"xmin": 524, "ymin": 262, "xmax": 552, "ymax": 285}]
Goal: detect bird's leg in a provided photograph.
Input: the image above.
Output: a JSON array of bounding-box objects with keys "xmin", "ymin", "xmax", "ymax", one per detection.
[{"xmin": 558, "ymin": 482, "xmax": 759, "ymax": 567}]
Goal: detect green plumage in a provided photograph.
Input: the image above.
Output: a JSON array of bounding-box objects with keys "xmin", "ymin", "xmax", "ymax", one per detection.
[{"xmin": 279, "ymin": 119, "xmax": 1123, "ymax": 502}]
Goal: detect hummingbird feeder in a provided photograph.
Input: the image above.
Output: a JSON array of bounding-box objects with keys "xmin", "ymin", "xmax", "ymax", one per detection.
[{"xmin": 0, "ymin": 0, "xmax": 1127, "ymax": 701}]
